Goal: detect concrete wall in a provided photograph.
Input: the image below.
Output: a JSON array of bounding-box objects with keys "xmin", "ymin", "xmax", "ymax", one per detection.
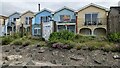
[{"xmin": 77, "ymin": 5, "xmax": 107, "ymax": 36}]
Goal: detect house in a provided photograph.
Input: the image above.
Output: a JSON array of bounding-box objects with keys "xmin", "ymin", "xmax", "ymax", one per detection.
[
  {"xmin": 20, "ymin": 11, "xmax": 34, "ymax": 35},
  {"xmin": 77, "ymin": 3, "xmax": 108, "ymax": 36},
  {"xmin": 107, "ymin": 7, "xmax": 120, "ymax": 34},
  {"xmin": 53, "ymin": 6, "xmax": 76, "ymax": 33},
  {"xmin": 7, "ymin": 12, "xmax": 20, "ymax": 35},
  {"xmin": 32, "ymin": 9, "xmax": 53, "ymax": 40},
  {"xmin": 0, "ymin": 15, "xmax": 8, "ymax": 36}
]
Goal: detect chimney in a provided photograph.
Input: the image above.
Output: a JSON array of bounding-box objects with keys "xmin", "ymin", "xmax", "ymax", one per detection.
[{"xmin": 38, "ymin": 4, "xmax": 40, "ymax": 11}]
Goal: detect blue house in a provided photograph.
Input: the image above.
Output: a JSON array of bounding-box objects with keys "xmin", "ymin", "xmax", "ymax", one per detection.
[
  {"xmin": 32, "ymin": 9, "xmax": 52, "ymax": 37},
  {"xmin": 7, "ymin": 12, "xmax": 20, "ymax": 35},
  {"xmin": 53, "ymin": 6, "xmax": 76, "ymax": 33}
]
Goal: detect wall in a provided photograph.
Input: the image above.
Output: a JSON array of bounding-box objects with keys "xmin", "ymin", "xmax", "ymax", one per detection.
[
  {"xmin": 108, "ymin": 8, "xmax": 120, "ymax": 33},
  {"xmin": 35, "ymin": 10, "xmax": 51, "ymax": 24},
  {"xmin": 20, "ymin": 12, "xmax": 34, "ymax": 25},
  {"xmin": 53, "ymin": 8, "xmax": 76, "ymax": 22},
  {"xmin": 77, "ymin": 6, "xmax": 107, "ymax": 33},
  {"xmin": 8, "ymin": 13, "xmax": 20, "ymax": 26}
]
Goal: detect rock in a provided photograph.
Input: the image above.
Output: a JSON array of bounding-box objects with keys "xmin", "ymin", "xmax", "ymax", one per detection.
[
  {"xmin": 93, "ymin": 59, "xmax": 102, "ymax": 64},
  {"xmin": 4, "ymin": 50, "xmax": 9, "ymax": 52},
  {"xmin": 50, "ymin": 60, "xmax": 57, "ymax": 64},
  {"xmin": 6, "ymin": 55, "xmax": 22, "ymax": 61},
  {"xmin": 9, "ymin": 61, "xmax": 23, "ymax": 65},
  {"xmin": 52, "ymin": 51, "xmax": 58, "ymax": 56},
  {"xmin": 70, "ymin": 56, "xmax": 84, "ymax": 61},
  {"xmin": 113, "ymin": 55, "xmax": 120, "ymax": 59},
  {"xmin": 26, "ymin": 60, "xmax": 35, "ymax": 65},
  {"xmin": 15, "ymin": 49, "xmax": 20, "ymax": 52},
  {"xmin": 69, "ymin": 49, "xmax": 76, "ymax": 53},
  {"xmin": 38, "ymin": 47, "xmax": 47, "ymax": 53}
]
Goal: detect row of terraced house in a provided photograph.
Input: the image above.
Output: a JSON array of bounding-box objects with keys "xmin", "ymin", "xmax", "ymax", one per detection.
[{"xmin": 0, "ymin": 3, "xmax": 120, "ymax": 40}]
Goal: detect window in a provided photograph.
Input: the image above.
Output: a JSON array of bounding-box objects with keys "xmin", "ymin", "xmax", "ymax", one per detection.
[
  {"xmin": 41, "ymin": 16, "xmax": 49, "ymax": 22},
  {"xmin": 34, "ymin": 28, "xmax": 41, "ymax": 35},
  {"xmin": 25, "ymin": 17, "xmax": 31, "ymax": 25},
  {"xmin": 85, "ymin": 13, "xmax": 98, "ymax": 25},
  {"xmin": 13, "ymin": 18, "xmax": 16, "ymax": 22},
  {"xmin": 60, "ymin": 15, "xmax": 70, "ymax": 22}
]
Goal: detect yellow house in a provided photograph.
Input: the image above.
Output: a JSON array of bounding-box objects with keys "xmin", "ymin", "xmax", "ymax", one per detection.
[
  {"xmin": 0, "ymin": 15, "xmax": 8, "ymax": 36},
  {"xmin": 20, "ymin": 10, "xmax": 34, "ymax": 35},
  {"xmin": 77, "ymin": 3, "xmax": 108, "ymax": 36}
]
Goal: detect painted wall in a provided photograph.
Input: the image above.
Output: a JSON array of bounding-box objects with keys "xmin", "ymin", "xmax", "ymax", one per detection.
[
  {"xmin": 32, "ymin": 10, "xmax": 52, "ymax": 36},
  {"xmin": 8, "ymin": 12, "xmax": 20, "ymax": 26},
  {"xmin": 34, "ymin": 10, "xmax": 52, "ymax": 24},
  {"xmin": 0, "ymin": 16, "xmax": 7, "ymax": 36},
  {"xmin": 20, "ymin": 11, "xmax": 34, "ymax": 25},
  {"xmin": 53, "ymin": 8, "xmax": 76, "ymax": 22},
  {"xmin": 77, "ymin": 6, "xmax": 108, "ymax": 33}
]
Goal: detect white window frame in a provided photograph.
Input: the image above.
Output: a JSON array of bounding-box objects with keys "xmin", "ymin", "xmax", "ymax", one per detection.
[
  {"xmin": 84, "ymin": 12, "xmax": 99, "ymax": 24},
  {"xmin": 34, "ymin": 28, "xmax": 41, "ymax": 35}
]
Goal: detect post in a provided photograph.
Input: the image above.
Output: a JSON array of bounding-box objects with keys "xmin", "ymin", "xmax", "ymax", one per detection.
[{"xmin": 41, "ymin": 17, "xmax": 42, "ymax": 37}]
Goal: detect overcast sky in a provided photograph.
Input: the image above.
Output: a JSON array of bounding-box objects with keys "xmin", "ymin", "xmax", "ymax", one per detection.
[{"xmin": 0, "ymin": 0, "xmax": 120, "ymax": 16}]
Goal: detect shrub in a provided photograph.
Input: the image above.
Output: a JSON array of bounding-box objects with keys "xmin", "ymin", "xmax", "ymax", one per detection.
[
  {"xmin": 12, "ymin": 32, "xmax": 21, "ymax": 39},
  {"xmin": 11, "ymin": 39, "xmax": 23, "ymax": 45},
  {"xmin": 75, "ymin": 44, "xmax": 82, "ymax": 50},
  {"xmin": 73, "ymin": 34, "xmax": 96, "ymax": 43},
  {"xmin": 49, "ymin": 30, "xmax": 75, "ymax": 41},
  {"xmin": 31, "ymin": 36, "xmax": 45, "ymax": 41},
  {"xmin": 108, "ymin": 33, "xmax": 120, "ymax": 42},
  {"xmin": 22, "ymin": 40, "xmax": 31, "ymax": 46},
  {"xmin": 2, "ymin": 36, "xmax": 13, "ymax": 45}
]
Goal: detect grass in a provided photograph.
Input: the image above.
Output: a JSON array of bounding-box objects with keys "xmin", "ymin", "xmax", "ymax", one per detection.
[{"xmin": 1, "ymin": 32, "xmax": 119, "ymax": 52}]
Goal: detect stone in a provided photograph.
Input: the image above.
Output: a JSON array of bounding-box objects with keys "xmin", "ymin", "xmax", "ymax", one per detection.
[
  {"xmin": 52, "ymin": 51, "xmax": 58, "ymax": 56},
  {"xmin": 113, "ymin": 55, "xmax": 120, "ymax": 59},
  {"xmin": 26, "ymin": 60, "xmax": 35, "ymax": 65},
  {"xmin": 9, "ymin": 61, "xmax": 23, "ymax": 65},
  {"xmin": 6, "ymin": 55, "xmax": 22, "ymax": 61},
  {"xmin": 50, "ymin": 60, "xmax": 57, "ymax": 64},
  {"xmin": 4, "ymin": 50, "xmax": 9, "ymax": 52},
  {"xmin": 70, "ymin": 56, "xmax": 84, "ymax": 61},
  {"xmin": 69, "ymin": 49, "xmax": 76, "ymax": 53}
]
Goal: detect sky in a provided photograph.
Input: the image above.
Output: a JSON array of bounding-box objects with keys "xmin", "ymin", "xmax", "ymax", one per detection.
[{"xmin": 0, "ymin": 0, "xmax": 120, "ymax": 16}]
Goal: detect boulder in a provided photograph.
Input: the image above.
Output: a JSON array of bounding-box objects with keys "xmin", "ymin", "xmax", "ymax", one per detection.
[
  {"xmin": 6, "ymin": 55, "xmax": 22, "ymax": 61},
  {"xmin": 70, "ymin": 55, "xmax": 84, "ymax": 61},
  {"xmin": 113, "ymin": 55, "xmax": 120, "ymax": 59}
]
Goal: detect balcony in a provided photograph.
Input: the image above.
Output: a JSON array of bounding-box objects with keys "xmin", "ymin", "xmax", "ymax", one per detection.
[
  {"xmin": 84, "ymin": 18, "xmax": 107, "ymax": 26},
  {"xmin": 58, "ymin": 19, "xmax": 76, "ymax": 23}
]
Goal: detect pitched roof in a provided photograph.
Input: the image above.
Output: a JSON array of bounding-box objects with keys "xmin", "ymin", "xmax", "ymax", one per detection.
[
  {"xmin": 77, "ymin": 3, "xmax": 109, "ymax": 12},
  {"xmin": 35, "ymin": 8, "xmax": 53, "ymax": 16},
  {"xmin": 8, "ymin": 12, "xmax": 20, "ymax": 17},
  {"xmin": 0, "ymin": 15, "xmax": 8, "ymax": 19},
  {"xmin": 20, "ymin": 10, "xmax": 34, "ymax": 17},
  {"xmin": 54, "ymin": 6, "xmax": 75, "ymax": 14}
]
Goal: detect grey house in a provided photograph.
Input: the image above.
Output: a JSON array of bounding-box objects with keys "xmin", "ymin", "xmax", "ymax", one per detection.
[{"xmin": 107, "ymin": 7, "xmax": 120, "ymax": 34}]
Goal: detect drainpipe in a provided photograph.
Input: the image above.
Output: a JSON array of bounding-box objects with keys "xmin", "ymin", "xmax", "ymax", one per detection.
[{"xmin": 41, "ymin": 17, "xmax": 43, "ymax": 37}]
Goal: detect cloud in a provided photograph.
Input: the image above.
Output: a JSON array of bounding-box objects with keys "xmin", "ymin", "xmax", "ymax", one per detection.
[{"xmin": 0, "ymin": 0, "xmax": 119, "ymax": 16}]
